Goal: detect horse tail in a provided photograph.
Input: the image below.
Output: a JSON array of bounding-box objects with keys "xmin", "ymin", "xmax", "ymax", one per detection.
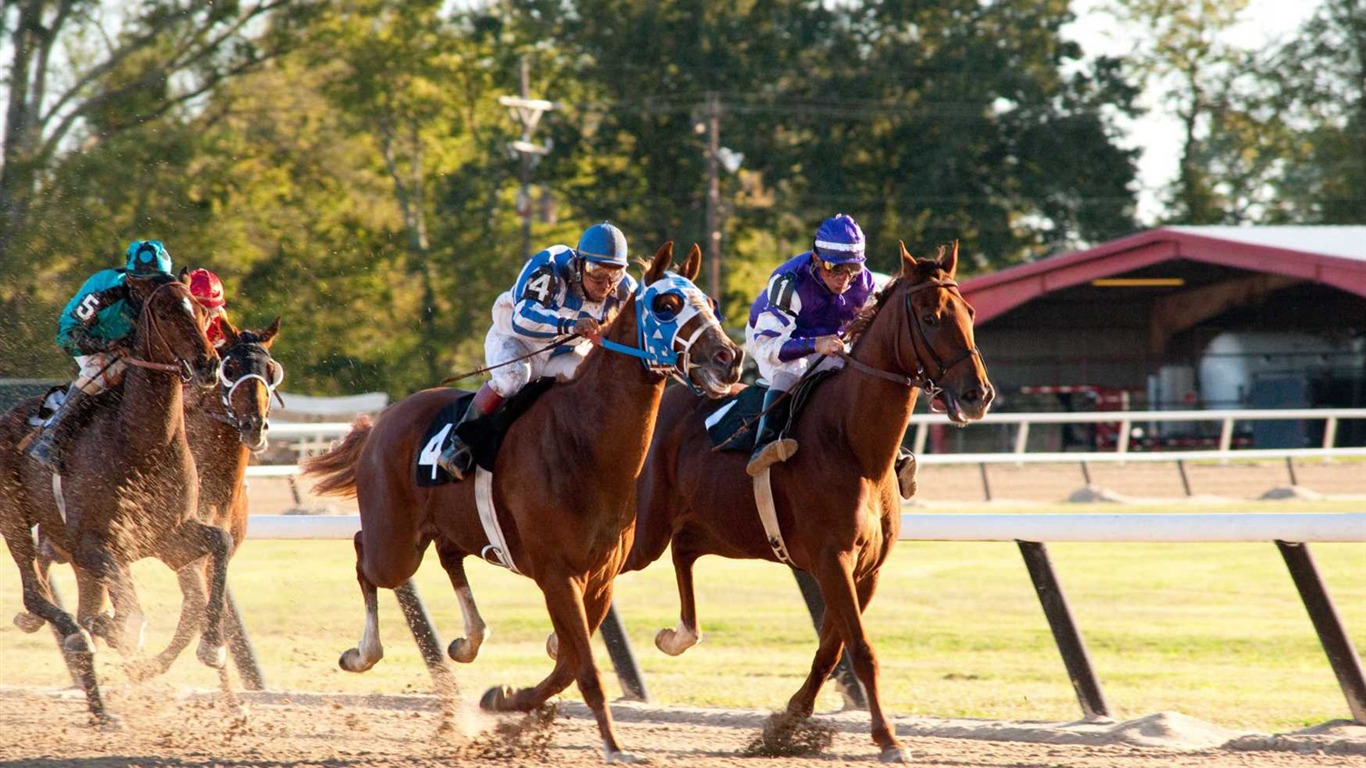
[{"xmin": 301, "ymin": 415, "xmax": 373, "ymax": 498}]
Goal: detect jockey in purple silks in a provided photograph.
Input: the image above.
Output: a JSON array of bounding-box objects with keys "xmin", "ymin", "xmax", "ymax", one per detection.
[{"xmin": 744, "ymin": 214, "xmax": 880, "ymax": 476}]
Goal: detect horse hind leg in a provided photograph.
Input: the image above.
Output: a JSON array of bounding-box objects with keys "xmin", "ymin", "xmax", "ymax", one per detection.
[
  {"xmin": 435, "ymin": 543, "xmax": 487, "ymax": 664},
  {"xmin": 3, "ymin": 527, "xmax": 111, "ymax": 726},
  {"xmin": 655, "ymin": 537, "xmax": 702, "ymax": 656},
  {"xmin": 339, "ymin": 531, "xmax": 386, "ymax": 672}
]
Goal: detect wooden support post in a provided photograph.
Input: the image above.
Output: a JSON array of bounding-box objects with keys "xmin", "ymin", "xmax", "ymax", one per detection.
[
  {"xmin": 1017, "ymin": 541, "xmax": 1110, "ymax": 720},
  {"xmin": 1276, "ymin": 541, "xmax": 1366, "ymax": 724},
  {"xmin": 600, "ymin": 603, "xmax": 650, "ymax": 702},
  {"xmin": 223, "ymin": 585, "xmax": 266, "ymax": 691}
]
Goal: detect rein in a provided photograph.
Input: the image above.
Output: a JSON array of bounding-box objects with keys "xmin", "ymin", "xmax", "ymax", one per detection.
[
  {"xmin": 123, "ymin": 280, "xmax": 200, "ymax": 382},
  {"xmin": 441, "ymin": 335, "xmax": 582, "ymax": 385}
]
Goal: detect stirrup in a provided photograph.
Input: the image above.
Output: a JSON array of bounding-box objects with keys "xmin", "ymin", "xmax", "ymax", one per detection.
[
  {"xmin": 746, "ymin": 438, "xmax": 798, "ymax": 477},
  {"xmin": 25, "ymin": 434, "xmax": 59, "ymax": 473}
]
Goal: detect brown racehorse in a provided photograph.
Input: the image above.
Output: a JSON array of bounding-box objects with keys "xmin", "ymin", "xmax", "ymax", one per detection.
[
  {"xmin": 624, "ymin": 243, "xmax": 994, "ymax": 763},
  {"xmin": 0, "ymin": 271, "xmax": 222, "ymax": 725},
  {"xmin": 17, "ymin": 319, "xmax": 283, "ymax": 686},
  {"xmin": 303, "ymin": 243, "xmax": 741, "ymax": 763}
]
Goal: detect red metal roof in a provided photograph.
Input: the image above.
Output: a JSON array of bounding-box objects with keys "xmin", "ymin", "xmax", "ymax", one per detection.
[{"xmin": 961, "ymin": 226, "xmax": 1366, "ymax": 323}]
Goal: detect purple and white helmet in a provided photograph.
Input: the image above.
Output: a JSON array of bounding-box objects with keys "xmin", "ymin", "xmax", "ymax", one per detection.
[{"xmin": 812, "ymin": 214, "xmax": 866, "ymax": 264}]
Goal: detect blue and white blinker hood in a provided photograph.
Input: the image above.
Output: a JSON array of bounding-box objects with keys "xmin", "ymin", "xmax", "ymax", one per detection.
[{"xmin": 600, "ymin": 271, "xmax": 722, "ymax": 390}]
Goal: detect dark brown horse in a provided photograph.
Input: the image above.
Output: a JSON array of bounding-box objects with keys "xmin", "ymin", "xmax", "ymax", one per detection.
[
  {"xmin": 303, "ymin": 243, "xmax": 741, "ymax": 762},
  {"xmin": 0, "ymin": 271, "xmax": 222, "ymax": 725},
  {"xmin": 624, "ymin": 243, "xmax": 994, "ymax": 763},
  {"xmin": 125, "ymin": 318, "xmax": 283, "ymax": 680}
]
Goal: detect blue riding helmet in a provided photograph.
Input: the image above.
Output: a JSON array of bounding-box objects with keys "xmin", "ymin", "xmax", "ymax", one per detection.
[
  {"xmin": 576, "ymin": 222, "xmax": 629, "ymax": 267},
  {"xmin": 812, "ymin": 214, "xmax": 866, "ymax": 264},
  {"xmin": 124, "ymin": 239, "xmax": 172, "ymax": 275}
]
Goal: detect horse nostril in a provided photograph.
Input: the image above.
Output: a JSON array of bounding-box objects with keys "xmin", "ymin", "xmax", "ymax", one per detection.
[
  {"xmin": 714, "ymin": 348, "xmax": 735, "ymax": 367},
  {"xmin": 962, "ymin": 388, "xmax": 981, "ymax": 404}
]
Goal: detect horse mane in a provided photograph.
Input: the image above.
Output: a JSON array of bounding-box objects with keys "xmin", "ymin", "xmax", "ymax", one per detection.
[{"xmin": 844, "ymin": 253, "xmax": 946, "ymax": 346}]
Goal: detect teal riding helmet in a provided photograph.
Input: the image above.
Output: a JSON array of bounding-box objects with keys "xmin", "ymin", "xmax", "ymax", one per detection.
[{"xmin": 125, "ymin": 239, "xmax": 172, "ymax": 275}]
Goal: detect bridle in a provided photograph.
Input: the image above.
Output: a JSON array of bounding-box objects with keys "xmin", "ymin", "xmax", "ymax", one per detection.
[
  {"xmin": 838, "ymin": 277, "xmax": 981, "ymax": 401},
  {"xmin": 123, "ymin": 280, "xmax": 206, "ymax": 383},
  {"xmin": 215, "ymin": 340, "xmax": 285, "ymax": 435},
  {"xmin": 598, "ymin": 273, "xmax": 727, "ymax": 395}
]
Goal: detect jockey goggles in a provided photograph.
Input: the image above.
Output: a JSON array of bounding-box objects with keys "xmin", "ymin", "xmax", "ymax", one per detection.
[
  {"xmin": 582, "ymin": 259, "xmax": 627, "ymax": 282},
  {"xmin": 815, "ymin": 256, "xmax": 862, "ymax": 278}
]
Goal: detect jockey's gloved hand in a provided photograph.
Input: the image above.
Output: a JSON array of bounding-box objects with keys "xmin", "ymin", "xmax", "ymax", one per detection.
[
  {"xmin": 572, "ymin": 316, "xmax": 602, "ymax": 342},
  {"xmin": 71, "ymin": 327, "xmax": 116, "ymax": 355},
  {"xmin": 814, "ymin": 335, "xmax": 848, "ymax": 356}
]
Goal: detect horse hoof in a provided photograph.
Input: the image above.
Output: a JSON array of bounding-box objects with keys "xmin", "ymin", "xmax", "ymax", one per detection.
[
  {"xmin": 879, "ymin": 746, "xmax": 911, "ymax": 764},
  {"xmin": 479, "ymin": 685, "xmax": 513, "ymax": 712},
  {"xmin": 448, "ymin": 637, "xmax": 479, "ymax": 664},
  {"xmin": 545, "ymin": 632, "xmax": 558, "ymax": 660},
  {"xmin": 339, "ymin": 647, "xmax": 378, "ymax": 673},
  {"xmin": 13, "ymin": 612, "xmax": 45, "ymax": 633},
  {"xmin": 197, "ymin": 641, "xmax": 227, "ymax": 669},
  {"xmin": 653, "ymin": 627, "xmax": 697, "ymax": 656},
  {"xmin": 605, "ymin": 749, "xmax": 646, "ymax": 764},
  {"xmin": 91, "ymin": 712, "xmax": 124, "ymax": 732},
  {"xmin": 63, "ymin": 630, "xmax": 94, "ymax": 655}
]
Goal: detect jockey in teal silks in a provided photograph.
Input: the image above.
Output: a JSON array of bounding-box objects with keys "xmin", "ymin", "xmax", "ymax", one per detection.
[
  {"xmin": 436, "ymin": 222, "xmax": 638, "ymax": 481},
  {"xmin": 25, "ymin": 240, "xmax": 174, "ymax": 471}
]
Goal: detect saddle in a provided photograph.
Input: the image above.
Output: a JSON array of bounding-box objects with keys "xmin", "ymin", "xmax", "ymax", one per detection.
[
  {"xmin": 415, "ymin": 377, "xmax": 556, "ymax": 487},
  {"xmin": 705, "ymin": 369, "xmax": 837, "ymax": 452},
  {"xmin": 19, "ymin": 383, "xmax": 113, "ymax": 455}
]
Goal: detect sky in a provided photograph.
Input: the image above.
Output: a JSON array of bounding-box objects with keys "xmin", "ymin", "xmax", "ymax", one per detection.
[{"xmin": 1064, "ymin": 0, "xmax": 1319, "ymax": 223}]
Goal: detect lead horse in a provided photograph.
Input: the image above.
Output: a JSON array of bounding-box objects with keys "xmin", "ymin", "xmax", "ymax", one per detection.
[
  {"xmin": 624, "ymin": 242, "xmax": 994, "ymax": 762},
  {"xmin": 0, "ymin": 271, "xmax": 223, "ymax": 724},
  {"xmin": 303, "ymin": 243, "xmax": 742, "ymax": 762}
]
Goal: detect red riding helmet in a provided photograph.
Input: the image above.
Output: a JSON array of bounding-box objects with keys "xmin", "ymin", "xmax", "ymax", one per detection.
[{"xmin": 189, "ymin": 268, "xmax": 226, "ymax": 309}]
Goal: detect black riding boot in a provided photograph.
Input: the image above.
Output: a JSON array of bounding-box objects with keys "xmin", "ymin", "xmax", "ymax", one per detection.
[
  {"xmin": 24, "ymin": 387, "xmax": 85, "ymax": 473},
  {"xmin": 746, "ymin": 388, "xmax": 798, "ymax": 477},
  {"xmin": 436, "ymin": 383, "xmax": 504, "ymax": 481}
]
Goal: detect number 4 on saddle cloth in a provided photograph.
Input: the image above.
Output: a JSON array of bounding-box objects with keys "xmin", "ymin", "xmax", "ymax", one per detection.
[
  {"xmin": 416, "ymin": 378, "xmax": 556, "ymax": 486},
  {"xmin": 703, "ymin": 369, "xmax": 918, "ymax": 499}
]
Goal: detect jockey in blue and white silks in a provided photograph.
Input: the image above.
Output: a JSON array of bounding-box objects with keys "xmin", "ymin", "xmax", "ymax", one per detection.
[
  {"xmin": 26, "ymin": 239, "xmax": 174, "ymax": 471},
  {"xmin": 437, "ymin": 221, "xmax": 638, "ymax": 480},
  {"xmin": 743, "ymin": 213, "xmax": 879, "ymax": 476}
]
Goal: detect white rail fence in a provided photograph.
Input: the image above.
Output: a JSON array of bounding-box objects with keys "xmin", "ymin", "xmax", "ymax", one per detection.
[{"xmin": 250, "ymin": 408, "xmax": 1366, "ymax": 479}]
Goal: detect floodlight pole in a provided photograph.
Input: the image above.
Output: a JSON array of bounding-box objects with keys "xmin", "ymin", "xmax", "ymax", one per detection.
[{"xmin": 501, "ymin": 57, "xmax": 556, "ymax": 259}]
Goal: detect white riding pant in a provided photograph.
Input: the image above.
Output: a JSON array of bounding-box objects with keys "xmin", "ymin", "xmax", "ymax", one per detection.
[
  {"xmin": 484, "ymin": 328, "xmax": 592, "ymax": 398},
  {"xmin": 73, "ymin": 353, "xmax": 125, "ymax": 394}
]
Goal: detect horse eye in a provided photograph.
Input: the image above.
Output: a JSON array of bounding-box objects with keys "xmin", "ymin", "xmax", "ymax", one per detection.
[
  {"xmin": 652, "ymin": 294, "xmax": 682, "ymax": 321},
  {"xmin": 224, "ymin": 359, "xmax": 242, "ymax": 377},
  {"xmin": 922, "ymin": 312, "xmax": 939, "ymax": 326}
]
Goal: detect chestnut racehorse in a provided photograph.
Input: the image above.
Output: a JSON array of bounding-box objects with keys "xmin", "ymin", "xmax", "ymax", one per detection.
[
  {"xmin": 624, "ymin": 243, "xmax": 994, "ymax": 762},
  {"xmin": 0, "ymin": 271, "xmax": 222, "ymax": 725},
  {"xmin": 303, "ymin": 243, "xmax": 741, "ymax": 762}
]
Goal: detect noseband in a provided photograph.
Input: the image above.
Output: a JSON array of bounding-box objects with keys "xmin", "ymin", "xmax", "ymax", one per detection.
[{"xmin": 839, "ymin": 277, "xmax": 981, "ymax": 398}]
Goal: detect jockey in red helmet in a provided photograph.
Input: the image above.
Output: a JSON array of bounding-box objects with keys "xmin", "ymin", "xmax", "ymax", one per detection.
[{"xmin": 188, "ymin": 268, "xmax": 230, "ymax": 348}]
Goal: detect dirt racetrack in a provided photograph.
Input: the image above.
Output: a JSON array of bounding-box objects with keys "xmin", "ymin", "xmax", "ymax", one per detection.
[{"xmin": 2, "ymin": 685, "xmax": 1363, "ymax": 768}]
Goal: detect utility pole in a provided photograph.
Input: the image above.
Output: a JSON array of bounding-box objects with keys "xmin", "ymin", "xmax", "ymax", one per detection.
[
  {"xmin": 702, "ymin": 91, "xmax": 722, "ymax": 299},
  {"xmin": 500, "ymin": 57, "xmax": 556, "ymax": 259}
]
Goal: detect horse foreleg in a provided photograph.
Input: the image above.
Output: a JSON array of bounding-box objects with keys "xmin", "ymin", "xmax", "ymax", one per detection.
[
  {"xmin": 655, "ymin": 537, "xmax": 702, "ymax": 656},
  {"xmin": 810, "ymin": 552, "xmax": 905, "ymax": 763},
  {"xmin": 127, "ymin": 563, "xmax": 207, "ymax": 682},
  {"xmin": 481, "ymin": 574, "xmax": 584, "ymax": 716},
  {"xmin": 340, "ymin": 531, "xmax": 384, "ymax": 672},
  {"xmin": 435, "ymin": 543, "xmax": 487, "ymax": 664},
  {"xmin": 785, "ymin": 613, "xmax": 845, "ymax": 718},
  {"xmin": 13, "ymin": 533, "xmax": 61, "ymax": 633},
  {"xmin": 71, "ymin": 536, "xmax": 144, "ymax": 655}
]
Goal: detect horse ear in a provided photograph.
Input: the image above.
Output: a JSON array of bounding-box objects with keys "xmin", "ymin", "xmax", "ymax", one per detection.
[
  {"xmin": 645, "ymin": 241, "xmax": 674, "ymax": 283},
  {"xmin": 898, "ymin": 241, "xmax": 915, "ymax": 276},
  {"xmin": 941, "ymin": 240, "xmax": 959, "ymax": 279},
  {"xmin": 681, "ymin": 243, "xmax": 702, "ymax": 282},
  {"xmin": 257, "ymin": 316, "xmax": 282, "ymax": 347},
  {"xmin": 124, "ymin": 273, "xmax": 156, "ymax": 300},
  {"xmin": 219, "ymin": 316, "xmax": 240, "ymax": 347},
  {"xmin": 178, "ymin": 267, "xmax": 191, "ymax": 284}
]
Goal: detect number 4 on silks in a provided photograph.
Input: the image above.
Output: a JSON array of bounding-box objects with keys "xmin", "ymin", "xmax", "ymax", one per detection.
[{"xmin": 419, "ymin": 423, "xmax": 455, "ymax": 481}]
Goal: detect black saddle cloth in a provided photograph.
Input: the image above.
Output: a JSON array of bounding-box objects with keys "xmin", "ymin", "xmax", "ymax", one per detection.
[
  {"xmin": 705, "ymin": 369, "xmax": 836, "ymax": 452},
  {"xmin": 415, "ymin": 377, "xmax": 555, "ymax": 486}
]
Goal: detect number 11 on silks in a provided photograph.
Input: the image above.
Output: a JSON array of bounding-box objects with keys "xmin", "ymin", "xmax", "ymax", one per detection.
[{"xmin": 419, "ymin": 424, "xmax": 454, "ymax": 481}]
